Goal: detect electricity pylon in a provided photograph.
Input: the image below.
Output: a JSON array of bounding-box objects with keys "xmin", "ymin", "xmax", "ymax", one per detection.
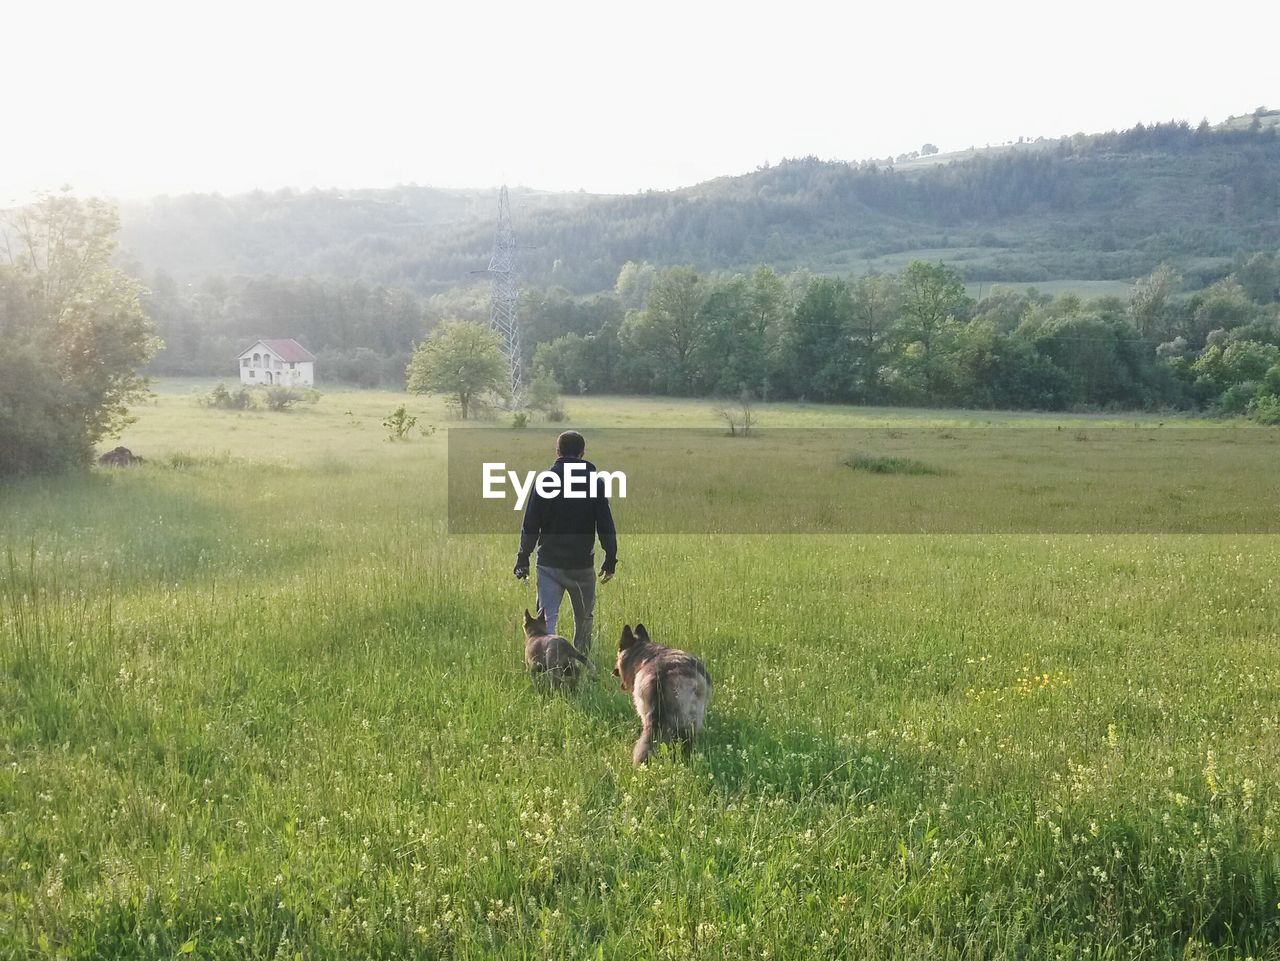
[{"xmin": 486, "ymin": 185, "xmax": 522, "ymax": 407}]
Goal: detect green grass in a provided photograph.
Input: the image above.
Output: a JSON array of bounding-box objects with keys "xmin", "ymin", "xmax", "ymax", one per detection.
[
  {"xmin": 3, "ymin": 383, "xmax": 1280, "ymax": 959},
  {"xmin": 843, "ymin": 452, "xmax": 947, "ymax": 476}
]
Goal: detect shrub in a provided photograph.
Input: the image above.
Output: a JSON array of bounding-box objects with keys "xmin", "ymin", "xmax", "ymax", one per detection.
[
  {"xmin": 383, "ymin": 405, "xmax": 417, "ymax": 441},
  {"xmin": 1218, "ymin": 381, "xmax": 1262, "ymax": 414},
  {"xmin": 202, "ymin": 383, "xmax": 255, "ymax": 410},
  {"xmin": 528, "ymin": 370, "xmax": 563, "ymax": 415},
  {"xmin": 1247, "ymin": 393, "xmax": 1280, "ymax": 425},
  {"xmin": 261, "ymin": 387, "xmax": 321, "ymax": 411},
  {"xmin": 714, "ymin": 390, "xmax": 758, "ymax": 437},
  {"xmin": 511, "ymin": 411, "xmax": 529, "ymax": 429}
]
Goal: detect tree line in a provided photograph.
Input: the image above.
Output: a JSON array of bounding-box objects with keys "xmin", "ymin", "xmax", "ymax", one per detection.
[
  {"xmin": 138, "ymin": 243, "xmax": 1280, "ymax": 421},
  {"xmin": 141, "ymin": 271, "xmax": 431, "ymax": 386},
  {"xmin": 526, "ymin": 257, "xmax": 1280, "ymax": 419}
]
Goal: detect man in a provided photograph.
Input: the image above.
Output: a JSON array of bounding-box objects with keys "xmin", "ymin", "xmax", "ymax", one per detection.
[{"xmin": 514, "ymin": 430, "xmax": 618, "ymax": 656}]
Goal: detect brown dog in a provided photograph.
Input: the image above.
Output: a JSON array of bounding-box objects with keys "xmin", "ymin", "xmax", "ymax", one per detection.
[
  {"xmin": 614, "ymin": 624, "xmax": 712, "ymax": 764},
  {"xmin": 523, "ymin": 608, "xmax": 593, "ymax": 691}
]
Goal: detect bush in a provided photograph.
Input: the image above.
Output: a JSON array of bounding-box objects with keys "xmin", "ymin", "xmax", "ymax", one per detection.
[
  {"xmin": 528, "ymin": 369, "xmax": 562, "ymax": 412},
  {"xmin": 511, "ymin": 411, "xmax": 529, "ymax": 429},
  {"xmin": 202, "ymin": 383, "xmax": 255, "ymax": 410},
  {"xmin": 1218, "ymin": 381, "xmax": 1262, "ymax": 414},
  {"xmin": 1247, "ymin": 393, "xmax": 1280, "ymax": 425},
  {"xmin": 261, "ymin": 387, "xmax": 321, "ymax": 411},
  {"xmin": 0, "ymin": 344, "xmax": 90, "ymax": 475},
  {"xmin": 714, "ymin": 390, "xmax": 758, "ymax": 437}
]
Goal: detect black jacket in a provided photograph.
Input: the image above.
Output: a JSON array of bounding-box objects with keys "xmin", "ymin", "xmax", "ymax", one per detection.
[{"xmin": 517, "ymin": 457, "xmax": 619, "ymax": 572}]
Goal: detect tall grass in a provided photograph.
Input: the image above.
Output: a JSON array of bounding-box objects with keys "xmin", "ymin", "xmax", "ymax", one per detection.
[{"xmin": 2, "ymin": 385, "xmax": 1279, "ymax": 958}]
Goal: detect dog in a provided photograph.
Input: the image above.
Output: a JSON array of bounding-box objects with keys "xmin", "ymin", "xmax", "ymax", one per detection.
[
  {"xmin": 523, "ymin": 608, "xmax": 594, "ymax": 691},
  {"xmin": 614, "ymin": 624, "xmax": 712, "ymax": 764}
]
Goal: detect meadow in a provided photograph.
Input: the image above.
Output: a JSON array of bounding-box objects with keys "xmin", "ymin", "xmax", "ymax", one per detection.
[{"xmin": 3, "ymin": 382, "xmax": 1280, "ymax": 959}]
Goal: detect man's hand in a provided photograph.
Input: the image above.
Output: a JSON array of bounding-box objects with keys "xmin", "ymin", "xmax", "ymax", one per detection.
[
  {"xmin": 599, "ymin": 567, "xmax": 615, "ymax": 584},
  {"xmin": 514, "ymin": 555, "xmax": 529, "ymax": 580}
]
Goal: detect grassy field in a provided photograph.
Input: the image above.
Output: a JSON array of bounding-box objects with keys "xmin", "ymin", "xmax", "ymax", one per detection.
[{"xmin": 3, "ymin": 383, "xmax": 1280, "ymax": 959}]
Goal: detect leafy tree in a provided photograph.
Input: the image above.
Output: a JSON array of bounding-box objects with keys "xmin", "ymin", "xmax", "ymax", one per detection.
[
  {"xmin": 783, "ymin": 277, "xmax": 855, "ymax": 400},
  {"xmin": 1188, "ymin": 279, "xmax": 1257, "ymax": 342},
  {"xmin": 694, "ymin": 276, "xmax": 766, "ymax": 396},
  {"xmin": 614, "ymin": 261, "xmax": 658, "ymax": 311},
  {"xmin": 620, "ymin": 267, "xmax": 706, "ymax": 394},
  {"xmin": 848, "ymin": 274, "xmax": 900, "ymax": 401},
  {"xmin": 895, "ymin": 262, "xmax": 970, "ymax": 399},
  {"xmin": 1188, "ymin": 340, "xmax": 1280, "ymax": 409},
  {"xmin": 405, "ymin": 321, "xmax": 506, "ymax": 418},
  {"xmin": 969, "ymin": 286, "xmax": 1046, "ymax": 333},
  {"xmin": 0, "ymin": 194, "xmax": 159, "ymax": 476},
  {"xmin": 945, "ymin": 321, "xmax": 1072, "ymax": 409},
  {"xmin": 1234, "ymin": 252, "xmax": 1280, "ymax": 304},
  {"xmin": 1127, "ymin": 264, "xmax": 1182, "ymax": 341}
]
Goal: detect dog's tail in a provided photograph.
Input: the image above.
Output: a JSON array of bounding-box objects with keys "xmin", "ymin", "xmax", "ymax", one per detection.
[
  {"xmin": 633, "ymin": 726, "xmax": 657, "ymax": 765},
  {"xmin": 564, "ymin": 642, "xmax": 599, "ymax": 678},
  {"xmin": 632, "ymin": 673, "xmax": 666, "ymax": 765}
]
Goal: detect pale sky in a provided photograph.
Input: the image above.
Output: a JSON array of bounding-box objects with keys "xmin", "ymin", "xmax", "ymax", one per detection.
[{"xmin": 5, "ymin": 0, "xmax": 1277, "ymax": 204}]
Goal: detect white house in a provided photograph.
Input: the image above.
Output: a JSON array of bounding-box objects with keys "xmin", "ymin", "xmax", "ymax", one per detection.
[{"xmin": 237, "ymin": 339, "xmax": 316, "ymax": 386}]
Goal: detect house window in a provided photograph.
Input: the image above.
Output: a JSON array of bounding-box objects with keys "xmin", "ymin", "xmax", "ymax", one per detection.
[
  {"xmin": 249, "ymin": 370, "xmax": 256, "ymax": 378},
  {"xmin": 289, "ymin": 362, "xmax": 295, "ymax": 369},
  {"xmin": 253, "ymin": 353, "xmax": 261, "ymax": 365},
  {"xmin": 241, "ymin": 358, "xmax": 249, "ymax": 367}
]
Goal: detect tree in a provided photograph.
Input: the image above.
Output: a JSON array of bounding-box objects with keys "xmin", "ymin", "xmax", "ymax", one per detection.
[
  {"xmin": 527, "ymin": 368, "xmax": 565, "ymax": 420},
  {"xmin": 694, "ymin": 276, "xmax": 765, "ymax": 396},
  {"xmin": 0, "ymin": 193, "xmax": 159, "ymax": 476},
  {"xmin": 786, "ymin": 277, "xmax": 855, "ymax": 400},
  {"xmin": 620, "ymin": 267, "xmax": 706, "ymax": 394},
  {"xmin": 921, "ymin": 143, "xmax": 939, "ymax": 156},
  {"xmin": 1189, "ymin": 280, "xmax": 1257, "ymax": 342},
  {"xmin": 749, "ymin": 265, "xmax": 790, "ymax": 399},
  {"xmin": 848, "ymin": 274, "xmax": 900, "ymax": 401},
  {"xmin": 1128, "ymin": 264, "xmax": 1182, "ymax": 340},
  {"xmin": 1234, "ymin": 252, "xmax": 1280, "ymax": 304},
  {"xmin": 405, "ymin": 321, "xmax": 506, "ymax": 419},
  {"xmin": 614, "ymin": 261, "xmax": 657, "ymax": 311},
  {"xmin": 895, "ymin": 261, "xmax": 970, "ymax": 399}
]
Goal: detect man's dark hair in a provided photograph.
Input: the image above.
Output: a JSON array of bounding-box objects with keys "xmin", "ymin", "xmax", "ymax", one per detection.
[{"xmin": 557, "ymin": 430, "xmax": 586, "ymax": 458}]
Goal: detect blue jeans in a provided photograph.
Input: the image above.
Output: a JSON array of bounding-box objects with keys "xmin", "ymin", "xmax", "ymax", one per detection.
[{"xmin": 536, "ymin": 565, "xmax": 596, "ymax": 654}]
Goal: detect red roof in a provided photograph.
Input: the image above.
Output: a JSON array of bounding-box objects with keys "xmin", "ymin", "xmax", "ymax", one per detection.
[{"xmin": 237, "ymin": 339, "xmax": 316, "ymax": 362}]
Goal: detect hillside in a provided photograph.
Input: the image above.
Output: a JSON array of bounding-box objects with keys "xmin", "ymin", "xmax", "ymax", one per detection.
[{"xmin": 116, "ymin": 118, "xmax": 1280, "ymax": 298}]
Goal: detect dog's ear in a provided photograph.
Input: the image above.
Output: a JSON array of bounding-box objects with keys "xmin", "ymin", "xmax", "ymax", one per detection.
[
  {"xmin": 523, "ymin": 608, "xmax": 533, "ymax": 623},
  {"xmin": 534, "ymin": 606, "xmax": 545, "ymax": 621},
  {"xmin": 635, "ymin": 623, "xmax": 650, "ymax": 643},
  {"xmin": 620, "ymin": 625, "xmax": 636, "ymax": 649}
]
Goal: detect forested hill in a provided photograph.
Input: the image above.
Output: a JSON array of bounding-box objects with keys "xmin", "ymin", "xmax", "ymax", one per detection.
[{"xmin": 118, "ymin": 117, "xmax": 1280, "ymax": 296}]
